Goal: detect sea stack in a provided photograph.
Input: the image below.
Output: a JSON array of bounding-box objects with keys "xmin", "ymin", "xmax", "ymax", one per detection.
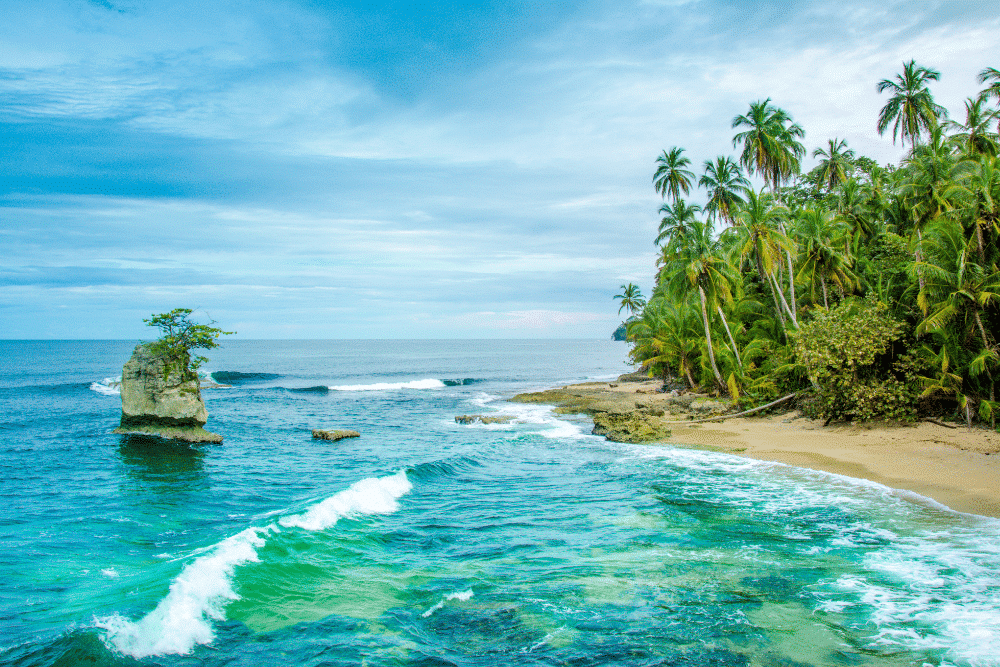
[{"xmin": 113, "ymin": 343, "xmax": 223, "ymax": 443}]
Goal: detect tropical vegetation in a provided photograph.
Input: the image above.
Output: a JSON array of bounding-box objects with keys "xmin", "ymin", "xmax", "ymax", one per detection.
[
  {"xmin": 145, "ymin": 308, "xmax": 234, "ymax": 378},
  {"xmin": 617, "ymin": 62, "xmax": 1000, "ymax": 428}
]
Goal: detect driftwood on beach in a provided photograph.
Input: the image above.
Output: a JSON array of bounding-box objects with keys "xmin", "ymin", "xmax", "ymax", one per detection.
[{"xmin": 662, "ymin": 393, "xmax": 798, "ymax": 425}]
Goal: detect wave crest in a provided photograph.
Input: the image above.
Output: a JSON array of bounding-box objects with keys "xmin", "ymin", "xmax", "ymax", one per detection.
[{"xmin": 95, "ymin": 470, "xmax": 412, "ymax": 659}]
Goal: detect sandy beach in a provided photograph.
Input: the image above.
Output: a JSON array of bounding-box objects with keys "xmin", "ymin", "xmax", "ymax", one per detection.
[{"xmin": 513, "ymin": 380, "xmax": 1000, "ymax": 518}]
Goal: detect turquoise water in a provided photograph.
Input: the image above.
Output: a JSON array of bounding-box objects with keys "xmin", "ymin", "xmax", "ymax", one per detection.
[{"xmin": 1, "ymin": 339, "xmax": 999, "ymax": 667}]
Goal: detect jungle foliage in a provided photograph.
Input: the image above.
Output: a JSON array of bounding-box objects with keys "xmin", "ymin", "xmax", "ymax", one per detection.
[{"xmin": 618, "ymin": 62, "xmax": 1000, "ymax": 427}]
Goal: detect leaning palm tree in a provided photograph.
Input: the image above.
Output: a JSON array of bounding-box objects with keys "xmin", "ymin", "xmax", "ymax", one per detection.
[
  {"xmin": 660, "ymin": 219, "xmax": 736, "ymax": 392},
  {"xmin": 700, "ymin": 156, "xmax": 750, "ymax": 226},
  {"xmin": 615, "ymin": 283, "xmax": 646, "ymax": 316},
  {"xmin": 812, "ymin": 138, "xmax": 857, "ymax": 191},
  {"xmin": 653, "ymin": 147, "xmax": 695, "ymax": 202},
  {"xmin": 876, "ymin": 59, "xmax": 946, "ymax": 151},
  {"xmin": 729, "ymin": 189, "xmax": 798, "ymax": 329},
  {"xmin": 732, "ymin": 100, "xmax": 804, "ymax": 321}
]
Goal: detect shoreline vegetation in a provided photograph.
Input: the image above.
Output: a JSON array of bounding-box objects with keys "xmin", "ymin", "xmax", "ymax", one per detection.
[
  {"xmin": 511, "ymin": 378, "xmax": 1000, "ymax": 518},
  {"xmin": 615, "ymin": 62, "xmax": 1000, "ymax": 431},
  {"xmin": 599, "ymin": 61, "xmax": 1000, "ymax": 514}
]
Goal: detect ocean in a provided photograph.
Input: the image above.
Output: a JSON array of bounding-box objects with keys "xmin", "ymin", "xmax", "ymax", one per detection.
[{"xmin": 1, "ymin": 339, "xmax": 998, "ymax": 667}]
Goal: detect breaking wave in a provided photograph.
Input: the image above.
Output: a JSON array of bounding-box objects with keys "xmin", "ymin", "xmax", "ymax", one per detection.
[{"xmin": 95, "ymin": 470, "xmax": 412, "ymax": 659}]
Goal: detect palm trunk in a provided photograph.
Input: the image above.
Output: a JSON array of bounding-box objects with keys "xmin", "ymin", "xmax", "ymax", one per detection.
[
  {"xmin": 974, "ymin": 308, "xmax": 990, "ymax": 349},
  {"xmin": 777, "ymin": 221, "xmax": 798, "ymax": 327},
  {"xmin": 770, "ymin": 271, "xmax": 798, "ymax": 328},
  {"xmin": 717, "ymin": 305, "xmax": 742, "ymax": 370},
  {"xmin": 698, "ymin": 285, "xmax": 726, "ymax": 392},
  {"xmin": 755, "ymin": 251, "xmax": 787, "ymax": 330},
  {"xmin": 683, "ymin": 363, "xmax": 696, "ymax": 390},
  {"xmin": 821, "ymin": 274, "xmax": 829, "ymax": 309},
  {"xmin": 785, "ymin": 249, "xmax": 798, "ymax": 324},
  {"xmin": 914, "ymin": 227, "xmax": 926, "ymax": 294}
]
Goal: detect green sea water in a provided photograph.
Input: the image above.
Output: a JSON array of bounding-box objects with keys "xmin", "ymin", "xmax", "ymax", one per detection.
[{"xmin": 1, "ymin": 340, "xmax": 998, "ymax": 666}]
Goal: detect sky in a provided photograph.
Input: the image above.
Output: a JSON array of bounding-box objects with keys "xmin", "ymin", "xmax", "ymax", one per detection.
[{"xmin": 1, "ymin": 0, "xmax": 998, "ymax": 339}]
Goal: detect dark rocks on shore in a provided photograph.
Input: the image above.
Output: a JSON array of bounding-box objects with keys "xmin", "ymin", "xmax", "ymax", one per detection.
[
  {"xmin": 112, "ymin": 343, "xmax": 223, "ymax": 444},
  {"xmin": 591, "ymin": 411, "xmax": 672, "ymax": 443},
  {"xmin": 455, "ymin": 415, "xmax": 514, "ymax": 424},
  {"xmin": 312, "ymin": 429, "xmax": 361, "ymax": 441}
]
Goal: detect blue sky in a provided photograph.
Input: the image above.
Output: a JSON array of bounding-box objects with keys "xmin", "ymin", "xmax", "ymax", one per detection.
[{"xmin": 2, "ymin": 0, "xmax": 998, "ymax": 338}]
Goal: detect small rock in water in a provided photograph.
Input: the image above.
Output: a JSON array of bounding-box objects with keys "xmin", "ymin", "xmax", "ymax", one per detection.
[
  {"xmin": 312, "ymin": 429, "xmax": 361, "ymax": 441},
  {"xmin": 454, "ymin": 415, "xmax": 514, "ymax": 425}
]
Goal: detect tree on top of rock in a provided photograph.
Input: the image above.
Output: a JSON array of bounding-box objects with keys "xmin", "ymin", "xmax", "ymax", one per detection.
[{"xmin": 144, "ymin": 308, "xmax": 234, "ymax": 378}]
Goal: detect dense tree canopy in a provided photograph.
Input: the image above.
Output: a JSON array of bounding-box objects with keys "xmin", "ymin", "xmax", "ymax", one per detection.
[{"xmin": 619, "ymin": 62, "xmax": 1000, "ymax": 429}]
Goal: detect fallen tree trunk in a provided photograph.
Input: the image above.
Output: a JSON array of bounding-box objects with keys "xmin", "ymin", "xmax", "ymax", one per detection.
[
  {"xmin": 923, "ymin": 417, "xmax": 958, "ymax": 429},
  {"xmin": 663, "ymin": 393, "xmax": 798, "ymax": 425}
]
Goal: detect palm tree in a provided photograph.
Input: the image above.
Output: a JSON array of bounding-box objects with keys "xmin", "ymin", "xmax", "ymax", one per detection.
[
  {"xmin": 876, "ymin": 59, "xmax": 946, "ymax": 151},
  {"xmin": 729, "ymin": 189, "xmax": 798, "ymax": 329},
  {"xmin": 655, "ymin": 199, "xmax": 702, "ymax": 247},
  {"xmin": 700, "ymin": 156, "xmax": 750, "ymax": 226},
  {"xmin": 915, "ymin": 219, "xmax": 1000, "ymax": 423},
  {"xmin": 945, "ymin": 96, "xmax": 1000, "ymax": 157},
  {"xmin": 978, "ymin": 67, "xmax": 1000, "ymax": 104},
  {"xmin": 627, "ymin": 297, "xmax": 702, "ymax": 389},
  {"xmin": 653, "ymin": 147, "xmax": 695, "ymax": 202},
  {"xmin": 732, "ymin": 99, "xmax": 806, "ymax": 199},
  {"xmin": 661, "ymin": 219, "xmax": 736, "ymax": 392},
  {"xmin": 615, "ymin": 283, "xmax": 646, "ymax": 316},
  {"xmin": 732, "ymin": 100, "xmax": 804, "ymax": 319},
  {"xmin": 951, "ymin": 154, "xmax": 1000, "ymax": 264},
  {"xmin": 812, "ymin": 138, "xmax": 856, "ymax": 191},
  {"xmin": 793, "ymin": 206, "xmax": 857, "ymax": 308}
]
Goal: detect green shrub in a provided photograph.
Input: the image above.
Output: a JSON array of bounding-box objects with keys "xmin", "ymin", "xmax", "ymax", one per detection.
[{"xmin": 793, "ymin": 298, "xmax": 922, "ymax": 422}]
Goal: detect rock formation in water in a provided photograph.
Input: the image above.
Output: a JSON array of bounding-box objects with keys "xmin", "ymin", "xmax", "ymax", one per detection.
[
  {"xmin": 454, "ymin": 415, "xmax": 514, "ymax": 424},
  {"xmin": 113, "ymin": 343, "xmax": 223, "ymax": 443},
  {"xmin": 312, "ymin": 429, "xmax": 361, "ymax": 441}
]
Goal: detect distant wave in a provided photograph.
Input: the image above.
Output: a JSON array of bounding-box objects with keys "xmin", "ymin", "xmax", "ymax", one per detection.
[
  {"xmin": 328, "ymin": 379, "xmax": 446, "ymax": 391},
  {"xmin": 89, "ymin": 377, "xmax": 121, "ymax": 396},
  {"xmin": 288, "ymin": 385, "xmax": 330, "ymax": 393},
  {"xmin": 95, "ymin": 470, "xmax": 412, "ymax": 659},
  {"xmin": 210, "ymin": 371, "xmax": 282, "ymax": 385}
]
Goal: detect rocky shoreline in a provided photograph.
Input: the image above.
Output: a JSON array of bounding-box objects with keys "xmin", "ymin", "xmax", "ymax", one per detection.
[
  {"xmin": 509, "ymin": 377, "xmax": 1000, "ymax": 517},
  {"xmin": 510, "ymin": 379, "xmax": 729, "ymax": 443}
]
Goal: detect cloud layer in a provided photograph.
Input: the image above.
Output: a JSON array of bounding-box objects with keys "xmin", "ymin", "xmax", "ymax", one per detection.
[{"xmin": 2, "ymin": 0, "xmax": 998, "ymax": 338}]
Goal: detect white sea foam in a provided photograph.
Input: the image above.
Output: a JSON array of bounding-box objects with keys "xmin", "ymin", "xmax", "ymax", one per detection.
[
  {"xmin": 89, "ymin": 377, "xmax": 121, "ymax": 395},
  {"xmin": 96, "ymin": 527, "xmax": 269, "ymax": 659},
  {"xmin": 328, "ymin": 379, "xmax": 446, "ymax": 391},
  {"xmin": 96, "ymin": 471, "xmax": 413, "ymax": 658},
  {"xmin": 819, "ymin": 522, "xmax": 1000, "ymax": 667},
  {"xmin": 501, "ymin": 401, "xmax": 593, "ymax": 440},
  {"xmin": 422, "ymin": 589, "xmax": 474, "ymax": 617},
  {"xmin": 279, "ymin": 470, "xmax": 412, "ymax": 531}
]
